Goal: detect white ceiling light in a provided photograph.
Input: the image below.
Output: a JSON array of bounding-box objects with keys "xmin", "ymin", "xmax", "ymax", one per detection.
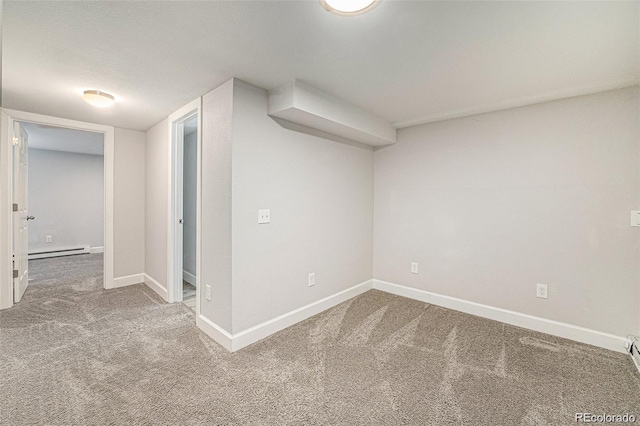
[
  {"xmin": 319, "ymin": 0, "xmax": 380, "ymax": 16},
  {"xmin": 82, "ymin": 90, "xmax": 115, "ymax": 108}
]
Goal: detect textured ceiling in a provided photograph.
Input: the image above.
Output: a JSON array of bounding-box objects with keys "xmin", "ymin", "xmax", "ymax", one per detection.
[
  {"xmin": 2, "ymin": 1, "xmax": 638, "ymax": 131},
  {"xmin": 22, "ymin": 122, "xmax": 104, "ymax": 155}
]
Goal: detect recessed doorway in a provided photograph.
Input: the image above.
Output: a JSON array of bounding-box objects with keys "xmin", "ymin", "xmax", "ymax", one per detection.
[
  {"xmin": 167, "ymin": 98, "xmax": 202, "ymax": 319},
  {"xmin": 181, "ymin": 116, "xmax": 198, "ymax": 312}
]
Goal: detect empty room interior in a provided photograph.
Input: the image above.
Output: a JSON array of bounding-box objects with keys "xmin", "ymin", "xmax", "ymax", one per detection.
[{"xmin": 0, "ymin": 1, "xmax": 639, "ymax": 424}]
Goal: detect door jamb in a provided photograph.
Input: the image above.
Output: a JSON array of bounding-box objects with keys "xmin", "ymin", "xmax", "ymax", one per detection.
[
  {"xmin": 167, "ymin": 98, "xmax": 201, "ymax": 319},
  {"xmin": 0, "ymin": 111, "xmax": 13, "ymax": 310},
  {"xmin": 0, "ymin": 108, "xmax": 115, "ymax": 310}
]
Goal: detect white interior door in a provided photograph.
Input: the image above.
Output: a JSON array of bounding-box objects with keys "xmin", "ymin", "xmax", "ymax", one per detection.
[{"xmin": 12, "ymin": 121, "xmax": 29, "ymax": 302}]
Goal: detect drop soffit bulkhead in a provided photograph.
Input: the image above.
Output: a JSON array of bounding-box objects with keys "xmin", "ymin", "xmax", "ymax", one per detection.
[{"xmin": 318, "ymin": 0, "xmax": 381, "ymax": 16}]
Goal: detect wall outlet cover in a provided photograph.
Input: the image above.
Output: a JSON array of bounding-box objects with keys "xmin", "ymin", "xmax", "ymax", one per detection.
[
  {"xmin": 536, "ymin": 283, "xmax": 548, "ymax": 299},
  {"xmin": 411, "ymin": 262, "xmax": 419, "ymax": 274},
  {"xmin": 308, "ymin": 272, "xmax": 315, "ymax": 287},
  {"xmin": 258, "ymin": 209, "xmax": 271, "ymax": 224}
]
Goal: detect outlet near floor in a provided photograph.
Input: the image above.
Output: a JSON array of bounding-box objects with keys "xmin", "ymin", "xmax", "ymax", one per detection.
[
  {"xmin": 205, "ymin": 285, "xmax": 211, "ymax": 301},
  {"xmin": 536, "ymin": 283, "xmax": 548, "ymax": 299},
  {"xmin": 308, "ymin": 273, "xmax": 315, "ymax": 287},
  {"xmin": 411, "ymin": 262, "xmax": 418, "ymax": 274},
  {"xmin": 258, "ymin": 209, "xmax": 270, "ymax": 224}
]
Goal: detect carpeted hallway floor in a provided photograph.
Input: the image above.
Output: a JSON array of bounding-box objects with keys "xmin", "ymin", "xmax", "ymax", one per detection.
[{"xmin": 1, "ymin": 254, "xmax": 639, "ymax": 425}]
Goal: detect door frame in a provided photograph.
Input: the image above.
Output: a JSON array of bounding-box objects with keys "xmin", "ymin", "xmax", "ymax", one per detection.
[
  {"xmin": 167, "ymin": 98, "xmax": 202, "ymax": 318},
  {"xmin": 0, "ymin": 108, "xmax": 115, "ymax": 310}
]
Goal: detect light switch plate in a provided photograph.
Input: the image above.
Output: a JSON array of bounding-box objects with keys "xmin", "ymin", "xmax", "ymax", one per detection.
[{"xmin": 258, "ymin": 209, "xmax": 270, "ymax": 224}]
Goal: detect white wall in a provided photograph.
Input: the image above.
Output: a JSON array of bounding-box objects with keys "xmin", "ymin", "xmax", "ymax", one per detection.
[
  {"xmin": 197, "ymin": 79, "xmax": 374, "ymax": 335},
  {"xmin": 114, "ymin": 128, "xmax": 145, "ymax": 278},
  {"xmin": 201, "ymin": 80, "xmax": 234, "ymax": 331},
  {"xmin": 229, "ymin": 80, "xmax": 373, "ymax": 333},
  {"xmin": 28, "ymin": 148, "xmax": 104, "ymax": 252},
  {"xmin": 182, "ymin": 129, "xmax": 197, "ymax": 277},
  {"xmin": 373, "ymin": 87, "xmax": 640, "ymax": 337},
  {"xmin": 153, "ymin": 78, "xmax": 639, "ymax": 346},
  {"xmin": 145, "ymin": 119, "xmax": 169, "ymax": 292}
]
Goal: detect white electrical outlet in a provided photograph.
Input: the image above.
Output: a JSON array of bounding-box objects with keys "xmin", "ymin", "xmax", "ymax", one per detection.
[
  {"xmin": 258, "ymin": 209, "xmax": 270, "ymax": 224},
  {"xmin": 308, "ymin": 272, "xmax": 315, "ymax": 287},
  {"xmin": 45, "ymin": 235, "xmax": 52, "ymax": 243},
  {"xmin": 536, "ymin": 283, "xmax": 548, "ymax": 299},
  {"xmin": 205, "ymin": 285, "xmax": 211, "ymax": 301},
  {"xmin": 411, "ymin": 262, "xmax": 419, "ymax": 274}
]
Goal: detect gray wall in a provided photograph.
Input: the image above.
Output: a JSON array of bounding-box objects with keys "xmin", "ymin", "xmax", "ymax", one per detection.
[
  {"xmin": 114, "ymin": 128, "xmax": 145, "ymax": 278},
  {"xmin": 198, "ymin": 79, "xmax": 374, "ymax": 334},
  {"xmin": 201, "ymin": 80, "xmax": 234, "ymax": 331},
  {"xmin": 183, "ymin": 129, "xmax": 197, "ymax": 277},
  {"xmin": 229, "ymin": 80, "xmax": 374, "ymax": 333},
  {"xmin": 28, "ymin": 148, "xmax": 104, "ymax": 252},
  {"xmin": 145, "ymin": 118, "xmax": 169, "ymax": 289},
  {"xmin": 373, "ymin": 87, "xmax": 640, "ymax": 337}
]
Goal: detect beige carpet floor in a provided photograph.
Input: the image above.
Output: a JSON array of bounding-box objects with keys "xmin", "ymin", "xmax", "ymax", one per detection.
[{"xmin": 1, "ymin": 254, "xmax": 639, "ymax": 425}]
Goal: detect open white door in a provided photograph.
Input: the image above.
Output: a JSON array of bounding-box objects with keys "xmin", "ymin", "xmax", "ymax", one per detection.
[{"xmin": 12, "ymin": 121, "xmax": 29, "ymax": 302}]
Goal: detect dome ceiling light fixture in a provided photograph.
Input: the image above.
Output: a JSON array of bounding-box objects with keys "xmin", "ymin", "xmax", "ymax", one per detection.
[
  {"xmin": 82, "ymin": 90, "xmax": 116, "ymax": 108},
  {"xmin": 318, "ymin": 0, "xmax": 381, "ymax": 16}
]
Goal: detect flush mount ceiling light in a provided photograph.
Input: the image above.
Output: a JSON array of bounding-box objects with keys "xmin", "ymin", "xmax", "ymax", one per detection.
[
  {"xmin": 82, "ymin": 90, "xmax": 115, "ymax": 108},
  {"xmin": 318, "ymin": 0, "xmax": 380, "ymax": 16}
]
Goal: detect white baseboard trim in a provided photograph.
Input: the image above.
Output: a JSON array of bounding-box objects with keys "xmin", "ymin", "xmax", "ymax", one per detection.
[
  {"xmin": 373, "ymin": 279, "xmax": 627, "ymax": 354},
  {"xmin": 232, "ymin": 279, "xmax": 373, "ymax": 351},
  {"xmin": 90, "ymin": 246, "xmax": 104, "ymax": 254},
  {"xmin": 183, "ymin": 270, "xmax": 196, "ymax": 286},
  {"xmin": 144, "ymin": 273, "xmax": 169, "ymax": 302},
  {"xmin": 111, "ymin": 273, "xmax": 145, "ymax": 289},
  {"xmin": 196, "ymin": 279, "xmax": 373, "ymax": 352},
  {"xmin": 196, "ymin": 314, "xmax": 233, "ymax": 352}
]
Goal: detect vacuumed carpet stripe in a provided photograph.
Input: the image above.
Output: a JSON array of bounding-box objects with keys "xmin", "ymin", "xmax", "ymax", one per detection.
[{"xmin": 1, "ymin": 254, "xmax": 638, "ymax": 425}]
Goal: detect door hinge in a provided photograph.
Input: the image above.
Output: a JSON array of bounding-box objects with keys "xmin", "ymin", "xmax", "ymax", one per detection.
[
  {"xmin": 12, "ymin": 203, "xmax": 18, "ymax": 212},
  {"xmin": 13, "ymin": 269, "xmax": 18, "ymax": 279}
]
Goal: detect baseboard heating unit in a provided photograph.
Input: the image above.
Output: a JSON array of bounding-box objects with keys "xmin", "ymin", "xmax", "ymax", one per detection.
[
  {"xmin": 28, "ymin": 247, "xmax": 90, "ymax": 260},
  {"xmin": 625, "ymin": 336, "xmax": 640, "ymax": 373}
]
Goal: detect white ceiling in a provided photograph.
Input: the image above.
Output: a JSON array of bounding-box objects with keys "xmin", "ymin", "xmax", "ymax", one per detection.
[
  {"xmin": 3, "ymin": 1, "xmax": 638, "ymax": 131},
  {"xmin": 22, "ymin": 122, "xmax": 104, "ymax": 156}
]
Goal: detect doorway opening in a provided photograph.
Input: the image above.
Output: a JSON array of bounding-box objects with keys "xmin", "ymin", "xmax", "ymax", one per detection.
[
  {"xmin": 19, "ymin": 122, "xmax": 105, "ymax": 299},
  {"xmin": 0, "ymin": 109, "xmax": 115, "ymax": 311},
  {"xmin": 167, "ymin": 98, "xmax": 201, "ymax": 319},
  {"xmin": 181, "ymin": 116, "xmax": 197, "ymax": 312}
]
